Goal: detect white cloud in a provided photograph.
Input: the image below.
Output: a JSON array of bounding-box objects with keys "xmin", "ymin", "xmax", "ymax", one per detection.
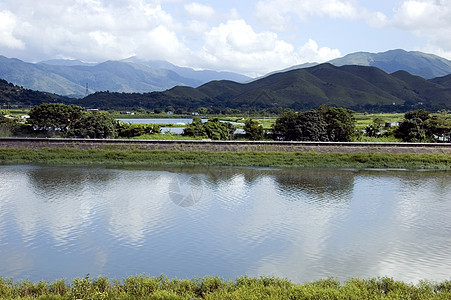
[
  {"xmin": 0, "ymin": 10, "xmax": 25, "ymax": 49},
  {"xmin": 196, "ymin": 19, "xmax": 340, "ymax": 76},
  {"xmin": 255, "ymin": 0, "xmax": 359, "ymax": 30},
  {"xmin": 298, "ymin": 39, "xmax": 341, "ymax": 63},
  {"xmin": 380, "ymin": 1, "xmax": 451, "ymax": 59},
  {"xmin": 0, "ymin": 0, "xmax": 182, "ymax": 61},
  {"xmin": 184, "ymin": 2, "xmax": 216, "ymax": 19}
]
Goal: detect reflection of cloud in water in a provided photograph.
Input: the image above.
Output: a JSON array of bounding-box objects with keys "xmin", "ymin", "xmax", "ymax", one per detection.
[
  {"xmin": 236, "ymin": 174, "xmax": 350, "ymax": 282},
  {"xmin": 103, "ymin": 171, "xmax": 169, "ymax": 246},
  {"xmin": 0, "ymin": 166, "xmax": 96, "ymax": 244},
  {"xmin": 213, "ymin": 174, "xmax": 251, "ymax": 210},
  {"xmin": 248, "ymin": 171, "xmax": 451, "ymax": 283}
]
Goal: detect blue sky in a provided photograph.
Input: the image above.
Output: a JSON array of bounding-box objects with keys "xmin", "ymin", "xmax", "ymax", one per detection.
[{"xmin": 0, "ymin": 0, "xmax": 450, "ymax": 76}]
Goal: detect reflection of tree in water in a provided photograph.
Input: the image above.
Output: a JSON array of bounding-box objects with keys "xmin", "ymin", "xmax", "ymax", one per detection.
[
  {"xmin": 274, "ymin": 169, "xmax": 355, "ymax": 205},
  {"xmin": 26, "ymin": 167, "xmax": 116, "ymax": 201}
]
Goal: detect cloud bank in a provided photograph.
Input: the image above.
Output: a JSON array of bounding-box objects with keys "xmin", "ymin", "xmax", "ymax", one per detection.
[{"xmin": 0, "ymin": 0, "xmax": 450, "ymax": 76}]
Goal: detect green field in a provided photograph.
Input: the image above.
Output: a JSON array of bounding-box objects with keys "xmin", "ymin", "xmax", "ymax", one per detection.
[
  {"xmin": 1, "ymin": 148, "xmax": 450, "ymax": 169},
  {"xmin": 0, "ymin": 275, "xmax": 450, "ymax": 299}
]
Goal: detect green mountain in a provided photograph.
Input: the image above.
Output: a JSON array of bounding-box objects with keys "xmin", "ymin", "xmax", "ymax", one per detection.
[
  {"xmin": 269, "ymin": 49, "xmax": 451, "ymax": 80},
  {"xmin": 0, "ymin": 55, "xmax": 250, "ymax": 97},
  {"xmin": 74, "ymin": 64, "xmax": 451, "ymax": 112},
  {"xmin": 329, "ymin": 49, "xmax": 451, "ymax": 79},
  {"xmin": 0, "ymin": 79, "xmax": 70, "ymax": 107}
]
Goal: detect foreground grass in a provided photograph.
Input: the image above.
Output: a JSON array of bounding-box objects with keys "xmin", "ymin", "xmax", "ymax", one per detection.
[
  {"xmin": 0, "ymin": 148, "xmax": 450, "ymax": 169},
  {"xmin": 0, "ymin": 275, "xmax": 450, "ymax": 300}
]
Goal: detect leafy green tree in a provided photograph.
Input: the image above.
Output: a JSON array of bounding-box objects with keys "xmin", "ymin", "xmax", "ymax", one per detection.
[
  {"xmin": 297, "ymin": 110, "xmax": 329, "ymax": 141},
  {"xmin": 203, "ymin": 118, "xmax": 235, "ymax": 140},
  {"xmin": 318, "ymin": 105, "xmax": 356, "ymax": 142},
  {"xmin": 28, "ymin": 103, "xmax": 84, "ymax": 135},
  {"xmin": 68, "ymin": 112, "xmax": 118, "ymax": 138},
  {"xmin": 272, "ymin": 106, "xmax": 356, "ymax": 141},
  {"xmin": 0, "ymin": 115, "xmax": 17, "ymax": 137},
  {"xmin": 395, "ymin": 109, "xmax": 432, "ymax": 142},
  {"xmin": 183, "ymin": 117, "xmax": 205, "ymax": 137},
  {"xmin": 272, "ymin": 110, "xmax": 300, "ymax": 141},
  {"xmin": 373, "ymin": 117, "xmax": 385, "ymax": 127},
  {"xmin": 197, "ymin": 107, "xmax": 209, "ymax": 115},
  {"xmin": 428, "ymin": 110, "xmax": 451, "ymax": 142},
  {"xmin": 244, "ymin": 119, "xmax": 264, "ymax": 140},
  {"xmin": 183, "ymin": 117, "xmax": 235, "ymax": 140},
  {"xmin": 117, "ymin": 123, "xmax": 161, "ymax": 138}
]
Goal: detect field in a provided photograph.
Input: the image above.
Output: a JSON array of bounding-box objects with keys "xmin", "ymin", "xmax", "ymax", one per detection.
[{"xmin": 0, "ymin": 146, "xmax": 450, "ymax": 169}]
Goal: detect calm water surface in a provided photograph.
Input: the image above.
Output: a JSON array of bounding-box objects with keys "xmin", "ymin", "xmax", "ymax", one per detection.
[{"xmin": 0, "ymin": 165, "xmax": 450, "ymax": 283}]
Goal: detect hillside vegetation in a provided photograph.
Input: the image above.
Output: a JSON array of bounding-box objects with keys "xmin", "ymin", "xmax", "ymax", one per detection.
[
  {"xmin": 1, "ymin": 63, "xmax": 451, "ymax": 113},
  {"xmin": 73, "ymin": 64, "xmax": 451, "ymax": 112}
]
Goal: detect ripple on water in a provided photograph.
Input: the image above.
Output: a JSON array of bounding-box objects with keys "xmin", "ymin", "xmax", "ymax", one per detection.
[{"xmin": 0, "ymin": 166, "xmax": 450, "ymax": 283}]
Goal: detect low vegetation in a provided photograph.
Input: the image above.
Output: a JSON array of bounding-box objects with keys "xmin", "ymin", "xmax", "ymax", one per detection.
[
  {"xmin": 1, "ymin": 103, "xmax": 450, "ymax": 143},
  {"xmin": 0, "ymin": 275, "xmax": 450, "ymax": 299},
  {"xmin": 0, "ymin": 148, "xmax": 450, "ymax": 169}
]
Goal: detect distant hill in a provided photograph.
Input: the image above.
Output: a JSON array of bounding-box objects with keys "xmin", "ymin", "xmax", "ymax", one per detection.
[
  {"xmin": 329, "ymin": 49, "xmax": 451, "ymax": 79},
  {"xmin": 0, "ymin": 79, "xmax": 70, "ymax": 107},
  {"xmin": 0, "ymin": 55, "xmax": 250, "ymax": 97},
  {"xmin": 74, "ymin": 64, "xmax": 451, "ymax": 112},
  {"xmin": 268, "ymin": 49, "xmax": 451, "ymax": 80}
]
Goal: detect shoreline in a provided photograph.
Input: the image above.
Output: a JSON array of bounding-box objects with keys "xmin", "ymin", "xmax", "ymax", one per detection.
[
  {"xmin": 0, "ymin": 275, "xmax": 449, "ymax": 299},
  {"xmin": 0, "ymin": 147, "xmax": 450, "ymax": 169},
  {"xmin": 1, "ymin": 138, "xmax": 450, "ymax": 169}
]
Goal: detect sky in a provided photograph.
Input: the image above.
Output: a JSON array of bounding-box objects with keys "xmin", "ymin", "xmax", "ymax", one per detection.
[{"xmin": 1, "ymin": 0, "xmax": 451, "ymax": 76}]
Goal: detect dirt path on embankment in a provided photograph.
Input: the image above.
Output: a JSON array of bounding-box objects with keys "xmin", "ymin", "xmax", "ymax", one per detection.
[{"xmin": 1, "ymin": 138, "xmax": 450, "ymax": 154}]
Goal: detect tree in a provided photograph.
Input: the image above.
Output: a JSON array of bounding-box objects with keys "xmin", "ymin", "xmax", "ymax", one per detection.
[
  {"xmin": 28, "ymin": 103, "xmax": 84, "ymax": 135},
  {"xmin": 297, "ymin": 110, "xmax": 329, "ymax": 141},
  {"xmin": 318, "ymin": 105, "xmax": 356, "ymax": 142},
  {"xmin": 244, "ymin": 119, "xmax": 264, "ymax": 140},
  {"xmin": 395, "ymin": 109, "xmax": 431, "ymax": 142},
  {"xmin": 68, "ymin": 112, "xmax": 118, "ymax": 138},
  {"xmin": 427, "ymin": 110, "xmax": 450, "ymax": 142},
  {"xmin": 272, "ymin": 110, "xmax": 300, "ymax": 141},
  {"xmin": 183, "ymin": 117, "xmax": 205, "ymax": 137},
  {"xmin": 272, "ymin": 106, "xmax": 356, "ymax": 142},
  {"xmin": 183, "ymin": 117, "xmax": 235, "ymax": 140},
  {"xmin": 203, "ymin": 118, "xmax": 235, "ymax": 140}
]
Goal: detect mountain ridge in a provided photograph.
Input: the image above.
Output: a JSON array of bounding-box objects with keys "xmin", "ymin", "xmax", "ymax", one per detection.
[
  {"xmin": 265, "ymin": 49, "xmax": 451, "ymax": 80},
  {"xmin": 72, "ymin": 63, "xmax": 451, "ymax": 112},
  {"xmin": 0, "ymin": 55, "xmax": 251, "ymax": 97}
]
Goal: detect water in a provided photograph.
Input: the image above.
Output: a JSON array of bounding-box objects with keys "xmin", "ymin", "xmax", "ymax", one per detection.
[
  {"xmin": 117, "ymin": 118, "xmax": 244, "ymax": 125},
  {"xmin": 118, "ymin": 118, "xmax": 200, "ymax": 125},
  {"xmin": 0, "ymin": 165, "xmax": 450, "ymax": 283}
]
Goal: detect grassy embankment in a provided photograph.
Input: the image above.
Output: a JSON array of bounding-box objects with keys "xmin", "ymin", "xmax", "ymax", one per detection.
[
  {"xmin": 0, "ymin": 275, "xmax": 450, "ymax": 299},
  {"xmin": 0, "ymin": 148, "xmax": 450, "ymax": 169}
]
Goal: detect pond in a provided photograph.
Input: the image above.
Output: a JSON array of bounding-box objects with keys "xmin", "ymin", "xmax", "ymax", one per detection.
[
  {"xmin": 0, "ymin": 165, "xmax": 450, "ymax": 283},
  {"xmin": 117, "ymin": 118, "xmax": 245, "ymax": 125}
]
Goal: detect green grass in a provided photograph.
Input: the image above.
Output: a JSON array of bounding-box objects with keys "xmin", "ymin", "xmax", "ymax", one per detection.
[
  {"xmin": 0, "ymin": 148, "xmax": 450, "ymax": 169},
  {"xmin": 0, "ymin": 275, "xmax": 449, "ymax": 299}
]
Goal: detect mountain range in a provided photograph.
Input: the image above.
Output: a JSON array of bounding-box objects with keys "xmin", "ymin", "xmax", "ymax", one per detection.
[
  {"xmin": 1, "ymin": 49, "xmax": 451, "ymax": 98},
  {"xmin": 269, "ymin": 49, "xmax": 451, "ymax": 80},
  {"xmin": 1, "ymin": 49, "xmax": 451, "ymax": 113},
  {"xmin": 0, "ymin": 55, "xmax": 250, "ymax": 97},
  {"xmin": 72, "ymin": 63, "xmax": 451, "ymax": 112}
]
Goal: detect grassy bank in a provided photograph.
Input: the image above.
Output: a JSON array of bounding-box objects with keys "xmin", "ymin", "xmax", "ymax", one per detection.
[
  {"xmin": 0, "ymin": 275, "xmax": 450, "ymax": 299},
  {"xmin": 0, "ymin": 148, "xmax": 450, "ymax": 169}
]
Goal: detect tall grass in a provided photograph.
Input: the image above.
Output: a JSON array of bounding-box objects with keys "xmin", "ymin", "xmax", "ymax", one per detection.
[
  {"xmin": 0, "ymin": 148, "xmax": 450, "ymax": 169},
  {"xmin": 0, "ymin": 275, "xmax": 449, "ymax": 299}
]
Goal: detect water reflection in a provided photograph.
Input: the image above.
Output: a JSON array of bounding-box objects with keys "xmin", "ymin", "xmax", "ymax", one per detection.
[{"xmin": 0, "ymin": 165, "xmax": 450, "ymax": 284}]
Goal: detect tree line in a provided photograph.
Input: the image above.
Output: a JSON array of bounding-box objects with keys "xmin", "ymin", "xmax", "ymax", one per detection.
[{"xmin": 1, "ymin": 103, "xmax": 449, "ymax": 142}]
